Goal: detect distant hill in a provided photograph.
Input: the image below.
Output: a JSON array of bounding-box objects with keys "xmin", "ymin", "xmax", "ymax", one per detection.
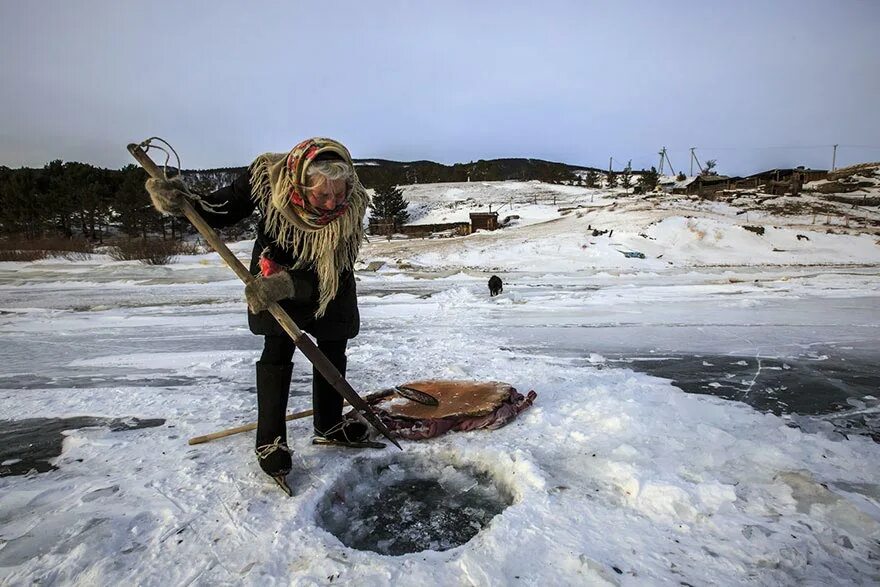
[
  {"xmin": 0, "ymin": 158, "xmax": 613, "ymax": 241},
  {"xmin": 353, "ymin": 157, "xmax": 603, "ymax": 186},
  {"xmin": 182, "ymin": 158, "xmax": 605, "ymax": 192}
]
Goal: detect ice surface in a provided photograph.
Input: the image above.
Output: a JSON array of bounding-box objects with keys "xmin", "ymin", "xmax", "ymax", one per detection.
[{"xmin": 1, "ymin": 183, "xmax": 879, "ymax": 584}]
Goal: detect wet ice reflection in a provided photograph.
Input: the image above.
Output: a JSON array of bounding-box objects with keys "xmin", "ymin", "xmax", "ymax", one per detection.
[{"xmin": 0, "ymin": 417, "xmax": 164, "ymax": 476}]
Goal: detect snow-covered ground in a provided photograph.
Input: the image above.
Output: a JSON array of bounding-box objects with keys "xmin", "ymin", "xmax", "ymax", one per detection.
[{"xmin": 1, "ymin": 181, "xmax": 879, "ymax": 585}]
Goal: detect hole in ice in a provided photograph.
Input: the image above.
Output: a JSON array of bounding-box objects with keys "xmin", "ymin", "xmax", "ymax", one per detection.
[{"xmin": 315, "ymin": 454, "xmax": 512, "ymax": 555}]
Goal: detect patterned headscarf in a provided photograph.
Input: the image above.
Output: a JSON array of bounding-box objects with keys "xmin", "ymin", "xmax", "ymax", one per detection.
[
  {"xmin": 281, "ymin": 137, "xmax": 354, "ymax": 228},
  {"xmin": 249, "ymin": 138, "xmax": 368, "ymax": 317}
]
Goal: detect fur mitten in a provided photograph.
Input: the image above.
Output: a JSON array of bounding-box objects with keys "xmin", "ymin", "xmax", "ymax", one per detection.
[
  {"xmin": 145, "ymin": 177, "xmax": 190, "ymax": 215},
  {"xmin": 245, "ymin": 272, "xmax": 296, "ymax": 313}
]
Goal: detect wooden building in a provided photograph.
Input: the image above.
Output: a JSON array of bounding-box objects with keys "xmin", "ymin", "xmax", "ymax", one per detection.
[
  {"xmin": 685, "ymin": 175, "xmax": 740, "ymax": 196},
  {"xmin": 742, "ymin": 167, "xmax": 828, "ymax": 196},
  {"xmin": 368, "ymin": 219, "xmax": 471, "ymax": 238},
  {"xmin": 747, "ymin": 167, "xmax": 828, "ymax": 184},
  {"xmin": 399, "ymin": 222, "xmax": 471, "ymax": 238},
  {"xmin": 367, "ymin": 219, "xmax": 396, "ymax": 236},
  {"xmin": 469, "ymin": 212, "xmax": 499, "ymax": 231}
]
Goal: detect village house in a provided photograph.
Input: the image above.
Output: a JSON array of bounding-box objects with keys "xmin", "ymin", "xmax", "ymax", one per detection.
[{"xmin": 469, "ymin": 211, "xmax": 500, "ymax": 231}]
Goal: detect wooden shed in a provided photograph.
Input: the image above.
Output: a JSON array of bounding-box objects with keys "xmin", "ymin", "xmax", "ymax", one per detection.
[
  {"xmin": 469, "ymin": 212, "xmax": 499, "ymax": 231},
  {"xmin": 400, "ymin": 222, "xmax": 471, "ymax": 238},
  {"xmin": 367, "ymin": 219, "xmax": 395, "ymax": 236},
  {"xmin": 745, "ymin": 167, "xmax": 828, "ymax": 196},
  {"xmin": 686, "ymin": 175, "xmax": 740, "ymax": 196},
  {"xmin": 747, "ymin": 167, "xmax": 828, "ymax": 184}
]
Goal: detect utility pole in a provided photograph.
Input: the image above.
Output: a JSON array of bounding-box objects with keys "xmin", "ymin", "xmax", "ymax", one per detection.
[
  {"xmin": 663, "ymin": 150, "xmax": 676, "ymax": 176},
  {"xmin": 690, "ymin": 148, "xmax": 704, "ymax": 175},
  {"xmin": 832, "ymin": 144, "xmax": 838, "ymax": 171},
  {"xmin": 608, "ymin": 157, "xmax": 613, "ymax": 174},
  {"xmin": 658, "ymin": 147, "xmax": 666, "ymax": 175}
]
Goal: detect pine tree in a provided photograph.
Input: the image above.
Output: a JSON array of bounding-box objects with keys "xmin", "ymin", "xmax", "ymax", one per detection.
[
  {"xmin": 605, "ymin": 171, "xmax": 616, "ymax": 189},
  {"xmin": 638, "ymin": 167, "xmax": 659, "ymax": 192},
  {"xmin": 584, "ymin": 170, "xmax": 598, "ymax": 187},
  {"xmin": 115, "ymin": 164, "xmax": 153, "ymax": 239},
  {"xmin": 369, "ymin": 181, "xmax": 409, "ymax": 230},
  {"xmin": 619, "ymin": 161, "xmax": 633, "ymax": 192}
]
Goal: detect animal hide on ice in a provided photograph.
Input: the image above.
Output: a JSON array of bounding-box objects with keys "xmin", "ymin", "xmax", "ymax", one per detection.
[{"xmin": 356, "ymin": 380, "xmax": 537, "ymax": 440}]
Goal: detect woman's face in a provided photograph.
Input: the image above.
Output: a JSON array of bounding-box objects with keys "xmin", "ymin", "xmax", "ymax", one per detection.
[{"xmin": 306, "ymin": 177, "xmax": 347, "ymax": 211}]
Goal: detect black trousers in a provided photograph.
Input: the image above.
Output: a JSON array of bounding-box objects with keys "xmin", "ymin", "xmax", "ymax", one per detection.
[{"xmin": 260, "ymin": 335, "xmax": 348, "ymax": 434}]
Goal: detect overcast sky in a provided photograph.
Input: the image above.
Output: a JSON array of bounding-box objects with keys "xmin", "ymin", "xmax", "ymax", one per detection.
[{"xmin": 1, "ymin": 0, "xmax": 878, "ymax": 175}]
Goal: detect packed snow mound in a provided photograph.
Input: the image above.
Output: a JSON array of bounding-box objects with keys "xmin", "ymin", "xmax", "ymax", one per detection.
[
  {"xmin": 361, "ymin": 179, "xmax": 880, "ymax": 272},
  {"xmin": 644, "ymin": 216, "xmax": 880, "ymax": 266},
  {"xmin": 396, "ymin": 181, "xmax": 608, "ymax": 227}
]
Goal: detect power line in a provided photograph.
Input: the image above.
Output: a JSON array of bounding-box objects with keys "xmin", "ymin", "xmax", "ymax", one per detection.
[
  {"xmin": 678, "ymin": 144, "xmax": 880, "ymax": 151},
  {"xmin": 697, "ymin": 145, "xmax": 833, "ymax": 151}
]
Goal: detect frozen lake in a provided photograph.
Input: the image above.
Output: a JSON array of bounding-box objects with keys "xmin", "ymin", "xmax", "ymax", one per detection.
[
  {"xmin": 1, "ymin": 258, "xmax": 879, "ymax": 584},
  {"xmin": 3, "ymin": 264, "xmax": 877, "ymax": 429}
]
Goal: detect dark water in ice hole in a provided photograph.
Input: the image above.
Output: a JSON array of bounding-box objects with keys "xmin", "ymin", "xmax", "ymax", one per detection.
[{"xmin": 316, "ymin": 456, "xmax": 512, "ymax": 555}]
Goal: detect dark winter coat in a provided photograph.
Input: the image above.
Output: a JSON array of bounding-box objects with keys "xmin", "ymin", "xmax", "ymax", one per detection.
[{"xmin": 197, "ymin": 171, "xmax": 359, "ymax": 341}]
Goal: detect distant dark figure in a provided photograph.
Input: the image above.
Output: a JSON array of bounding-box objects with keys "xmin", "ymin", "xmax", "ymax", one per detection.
[{"xmin": 488, "ymin": 275, "xmax": 503, "ymax": 297}]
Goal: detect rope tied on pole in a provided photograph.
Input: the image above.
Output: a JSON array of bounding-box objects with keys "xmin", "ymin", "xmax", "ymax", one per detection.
[{"xmin": 136, "ymin": 136, "xmax": 227, "ymax": 215}]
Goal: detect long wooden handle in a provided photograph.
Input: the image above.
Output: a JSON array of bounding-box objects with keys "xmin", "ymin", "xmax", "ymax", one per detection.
[
  {"xmin": 127, "ymin": 141, "xmax": 401, "ymax": 450},
  {"xmin": 127, "ymin": 143, "xmax": 256, "ymax": 285},
  {"xmin": 188, "ymin": 408, "xmax": 315, "ymax": 445}
]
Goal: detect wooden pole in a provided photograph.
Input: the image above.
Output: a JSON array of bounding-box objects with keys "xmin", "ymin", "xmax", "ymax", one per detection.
[
  {"xmin": 691, "ymin": 149, "xmax": 704, "ymax": 175},
  {"xmin": 664, "ymin": 150, "xmax": 676, "ymax": 176},
  {"xmin": 188, "ymin": 408, "xmax": 315, "ymax": 445},
  {"xmin": 127, "ymin": 141, "xmax": 401, "ymax": 450}
]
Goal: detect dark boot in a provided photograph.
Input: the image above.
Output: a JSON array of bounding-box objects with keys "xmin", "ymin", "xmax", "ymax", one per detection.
[
  {"xmin": 312, "ymin": 340, "xmax": 368, "ymax": 443},
  {"xmin": 314, "ymin": 419, "xmax": 370, "ymax": 444},
  {"xmin": 255, "ymin": 361, "xmax": 293, "ymax": 477}
]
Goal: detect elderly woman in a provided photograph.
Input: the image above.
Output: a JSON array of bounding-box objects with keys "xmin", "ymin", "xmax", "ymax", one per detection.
[{"xmin": 145, "ymin": 138, "xmax": 370, "ymax": 488}]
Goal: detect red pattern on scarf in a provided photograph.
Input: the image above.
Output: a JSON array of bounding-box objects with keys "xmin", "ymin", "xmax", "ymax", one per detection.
[
  {"xmin": 288, "ymin": 187, "xmax": 305, "ymax": 207},
  {"xmin": 313, "ymin": 200, "xmax": 351, "ymax": 225}
]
